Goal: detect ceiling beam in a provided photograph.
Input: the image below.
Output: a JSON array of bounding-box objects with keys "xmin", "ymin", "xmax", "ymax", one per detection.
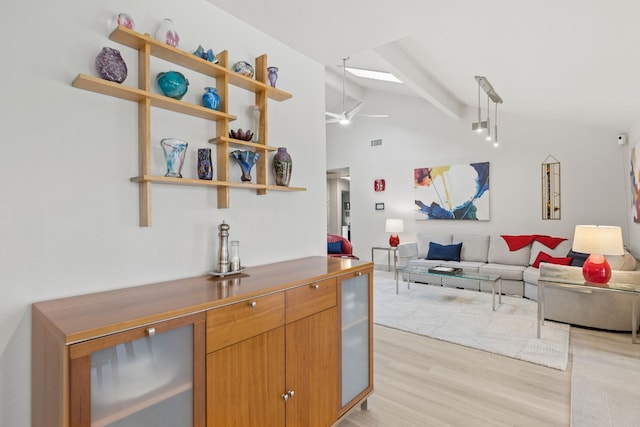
[{"xmin": 374, "ymin": 41, "xmax": 465, "ymax": 119}]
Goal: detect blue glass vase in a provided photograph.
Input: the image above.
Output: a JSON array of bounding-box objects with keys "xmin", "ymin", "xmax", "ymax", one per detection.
[
  {"xmin": 231, "ymin": 150, "xmax": 260, "ymax": 182},
  {"xmin": 161, "ymin": 138, "xmax": 188, "ymax": 178},
  {"xmin": 202, "ymin": 87, "xmax": 220, "ymax": 110},
  {"xmin": 156, "ymin": 71, "xmax": 189, "ymax": 100}
]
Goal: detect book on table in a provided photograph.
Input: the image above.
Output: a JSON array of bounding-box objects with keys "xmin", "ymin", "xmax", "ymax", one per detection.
[{"xmin": 428, "ymin": 266, "xmax": 463, "ymax": 275}]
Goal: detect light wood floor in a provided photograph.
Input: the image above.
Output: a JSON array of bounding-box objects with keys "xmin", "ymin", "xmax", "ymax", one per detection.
[{"xmin": 338, "ymin": 324, "xmax": 640, "ymax": 427}]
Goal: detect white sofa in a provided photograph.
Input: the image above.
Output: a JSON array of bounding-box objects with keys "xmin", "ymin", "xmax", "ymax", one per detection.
[{"xmin": 398, "ymin": 232, "xmax": 640, "ymax": 331}]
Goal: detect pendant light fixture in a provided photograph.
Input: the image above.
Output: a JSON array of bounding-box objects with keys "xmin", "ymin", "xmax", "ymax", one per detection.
[{"xmin": 472, "ymin": 76, "xmax": 502, "ymax": 146}]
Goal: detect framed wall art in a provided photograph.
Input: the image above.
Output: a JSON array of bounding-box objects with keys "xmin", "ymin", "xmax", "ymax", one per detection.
[
  {"xmin": 414, "ymin": 162, "xmax": 490, "ymax": 220},
  {"xmin": 541, "ymin": 155, "xmax": 561, "ymax": 220},
  {"xmin": 375, "ymin": 203, "xmax": 385, "ymax": 211}
]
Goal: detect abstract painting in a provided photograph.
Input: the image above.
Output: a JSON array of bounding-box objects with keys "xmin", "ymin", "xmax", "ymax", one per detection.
[
  {"xmin": 631, "ymin": 140, "xmax": 640, "ymax": 223},
  {"xmin": 414, "ymin": 162, "xmax": 490, "ymax": 220}
]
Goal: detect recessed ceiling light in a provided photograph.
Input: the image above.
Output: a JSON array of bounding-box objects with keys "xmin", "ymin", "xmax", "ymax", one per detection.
[{"xmin": 345, "ymin": 66, "xmax": 403, "ymax": 83}]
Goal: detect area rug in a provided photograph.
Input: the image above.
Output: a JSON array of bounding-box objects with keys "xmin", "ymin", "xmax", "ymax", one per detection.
[
  {"xmin": 374, "ymin": 270, "xmax": 570, "ymax": 370},
  {"xmin": 571, "ymin": 347, "xmax": 640, "ymax": 426}
]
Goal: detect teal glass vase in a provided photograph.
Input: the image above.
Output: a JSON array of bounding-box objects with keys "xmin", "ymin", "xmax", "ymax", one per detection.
[{"xmin": 156, "ymin": 71, "xmax": 189, "ymax": 100}]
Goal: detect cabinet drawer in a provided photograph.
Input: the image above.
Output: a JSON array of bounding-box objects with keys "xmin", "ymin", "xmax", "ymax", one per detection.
[
  {"xmin": 285, "ymin": 278, "xmax": 337, "ymax": 323},
  {"xmin": 207, "ymin": 292, "xmax": 284, "ymax": 353}
]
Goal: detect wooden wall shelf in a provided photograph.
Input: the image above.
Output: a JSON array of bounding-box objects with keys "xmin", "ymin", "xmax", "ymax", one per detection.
[{"xmin": 73, "ymin": 25, "xmax": 305, "ymax": 226}]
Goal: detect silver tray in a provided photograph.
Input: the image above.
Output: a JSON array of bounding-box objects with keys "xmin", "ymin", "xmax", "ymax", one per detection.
[{"xmin": 208, "ymin": 267, "xmax": 246, "ymax": 277}]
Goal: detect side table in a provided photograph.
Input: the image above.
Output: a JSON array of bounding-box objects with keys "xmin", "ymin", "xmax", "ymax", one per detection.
[{"xmin": 371, "ymin": 246, "xmax": 398, "ymax": 277}]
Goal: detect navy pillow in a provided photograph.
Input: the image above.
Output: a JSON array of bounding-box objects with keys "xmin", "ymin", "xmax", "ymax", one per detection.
[
  {"xmin": 427, "ymin": 242, "xmax": 462, "ymax": 262},
  {"xmin": 567, "ymin": 249, "xmax": 589, "ymax": 267},
  {"xmin": 328, "ymin": 241, "xmax": 343, "ymax": 254}
]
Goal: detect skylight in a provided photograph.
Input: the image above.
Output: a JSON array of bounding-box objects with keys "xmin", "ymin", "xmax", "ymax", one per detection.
[{"xmin": 344, "ymin": 66, "xmax": 403, "ymax": 83}]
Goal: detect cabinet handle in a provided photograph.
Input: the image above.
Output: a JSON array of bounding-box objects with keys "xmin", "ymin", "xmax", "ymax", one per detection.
[
  {"xmin": 281, "ymin": 390, "xmax": 295, "ymax": 401},
  {"xmin": 312, "ymin": 284, "xmax": 319, "ymax": 289},
  {"xmin": 145, "ymin": 327, "xmax": 156, "ymax": 337},
  {"xmin": 249, "ymin": 301, "xmax": 257, "ymax": 308}
]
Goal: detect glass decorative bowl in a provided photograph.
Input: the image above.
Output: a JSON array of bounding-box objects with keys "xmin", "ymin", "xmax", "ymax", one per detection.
[{"xmin": 232, "ymin": 61, "xmax": 254, "ymax": 78}]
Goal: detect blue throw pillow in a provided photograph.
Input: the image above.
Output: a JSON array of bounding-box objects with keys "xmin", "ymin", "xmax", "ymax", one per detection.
[
  {"xmin": 567, "ymin": 249, "xmax": 589, "ymax": 267},
  {"xmin": 328, "ymin": 241, "xmax": 343, "ymax": 254},
  {"xmin": 427, "ymin": 242, "xmax": 462, "ymax": 262}
]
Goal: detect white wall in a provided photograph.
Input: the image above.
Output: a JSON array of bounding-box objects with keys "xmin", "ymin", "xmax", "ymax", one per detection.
[
  {"xmin": 327, "ymin": 90, "xmax": 630, "ymax": 262},
  {"xmin": 0, "ymin": 0, "xmax": 326, "ymax": 424}
]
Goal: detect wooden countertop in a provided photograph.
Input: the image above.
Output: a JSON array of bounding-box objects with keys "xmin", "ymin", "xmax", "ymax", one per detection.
[{"xmin": 33, "ymin": 256, "xmax": 372, "ymax": 345}]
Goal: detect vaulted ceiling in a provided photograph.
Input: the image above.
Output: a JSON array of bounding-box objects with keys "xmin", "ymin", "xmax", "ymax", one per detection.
[{"xmin": 209, "ymin": 0, "xmax": 640, "ymax": 131}]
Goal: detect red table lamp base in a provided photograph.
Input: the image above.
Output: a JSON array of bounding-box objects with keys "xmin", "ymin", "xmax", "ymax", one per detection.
[
  {"xmin": 389, "ymin": 234, "xmax": 400, "ymax": 247},
  {"xmin": 582, "ymin": 254, "xmax": 611, "ymax": 284}
]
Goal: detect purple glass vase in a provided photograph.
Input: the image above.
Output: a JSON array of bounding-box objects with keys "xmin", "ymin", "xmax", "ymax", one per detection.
[
  {"xmin": 267, "ymin": 66, "xmax": 279, "ymax": 88},
  {"xmin": 273, "ymin": 147, "xmax": 292, "ymax": 186}
]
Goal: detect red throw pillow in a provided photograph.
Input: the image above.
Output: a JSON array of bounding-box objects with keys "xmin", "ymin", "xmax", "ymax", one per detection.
[{"xmin": 532, "ymin": 251, "xmax": 573, "ymax": 268}]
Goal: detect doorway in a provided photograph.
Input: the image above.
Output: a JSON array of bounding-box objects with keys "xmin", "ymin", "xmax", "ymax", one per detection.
[{"xmin": 326, "ymin": 168, "xmax": 351, "ymax": 239}]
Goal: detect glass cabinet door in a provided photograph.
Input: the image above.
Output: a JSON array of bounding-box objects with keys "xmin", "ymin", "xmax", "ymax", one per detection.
[
  {"xmin": 69, "ymin": 313, "xmax": 205, "ymax": 427},
  {"xmin": 339, "ymin": 268, "xmax": 373, "ymax": 410}
]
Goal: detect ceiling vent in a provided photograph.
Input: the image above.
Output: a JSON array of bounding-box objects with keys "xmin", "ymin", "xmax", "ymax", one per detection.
[{"xmin": 371, "ymin": 139, "xmax": 382, "ymax": 147}]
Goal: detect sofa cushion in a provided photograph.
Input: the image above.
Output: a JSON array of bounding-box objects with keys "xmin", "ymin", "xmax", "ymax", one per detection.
[
  {"xmin": 487, "ymin": 235, "xmax": 531, "ymax": 266},
  {"xmin": 479, "ymin": 263, "xmax": 526, "ymax": 281},
  {"xmin": 453, "ymin": 234, "xmax": 490, "ymax": 262},
  {"xmin": 606, "ymin": 251, "xmax": 637, "ymax": 271},
  {"xmin": 532, "ymin": 251, "xmax": 572, "ymax": 268},
  {"xmin": 416, "ymin": 232, "xmax": 452, "ymax": 258},
  {"xmin": 523, "ymin": 266, "xmax": 541, "ymax": 285},
  {"xmin": 566, "ymin": 249, "xmax": 589, "ymax": 267},
  {"xmin": 327, "ymin": 241, "xmax": 342, "ymax": 254},
  {"xmin": 529, "ymin": 239, "xmax": 573, "ymax": 265},
  {"xmin": 427, "ymin": 242, "xmax": 462, "ymax": 262}
]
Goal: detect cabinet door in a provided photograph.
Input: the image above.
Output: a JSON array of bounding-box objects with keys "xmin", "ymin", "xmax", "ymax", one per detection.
[
  {"xmin": 69, "ymin": 313, "xmax": 206, "ymax": 427},
  {"xmin": 207, "ymin": 327, "xmax": 285, "ymax": 427},
  {"xmin": 285, "ymin": 307, "xmax": 338, "ymax": 426},
  {"xmin": 338, "ymin": 268, "xmax": 373, "ymax": 415}
]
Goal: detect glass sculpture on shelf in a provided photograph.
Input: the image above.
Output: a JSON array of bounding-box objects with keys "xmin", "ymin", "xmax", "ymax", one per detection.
[
  {"xmin": 156, "ymin": 71, "xmax": 189, "ymax": 100},
  {"xmin": 198, "ymin": 148, "xmax": 213, "ymax": 180},
  {"xmin": 249, "ymin": 105, "xmax": 260, "ymax": 143},
  {"xmin": 116, "ymin": 13, "xmax": 134, "ymax": 29},
  {"xmin": 230, "ymin": 150, "xmax": 259, "ymax": 182},
  {"xmin": 273, "ymin": 147, "xmax": 292, "ymax": 186},
  {"xmin": 193, "ymin": 45, "xmax": 218, "ymax": 63},
  {"xmin": 267, "ymin": 66, "xmax": 279, "ymax": 87},
  {"xmin": 161, "ymin": 138, "xmax": 188, "ymax": 178},
  {"xmin": 202, "ymin": 87, "xmax": 220, "ymax": 110},
  {"xmin": 95, "ymin": 47, "xmax": 127, "ymax": 83},
  {"xmin": 154, "ymin": 18, "xmax": 180, "ymax": 47},
  {"xmin": 232, "ymin": 61, "xmax": 254, "ymax": 78}
]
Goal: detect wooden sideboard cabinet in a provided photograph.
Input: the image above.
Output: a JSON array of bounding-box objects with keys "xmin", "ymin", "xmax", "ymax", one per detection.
[{"xmin": 32, "ymin": 257, "xmax": 373, "ymax": 427}]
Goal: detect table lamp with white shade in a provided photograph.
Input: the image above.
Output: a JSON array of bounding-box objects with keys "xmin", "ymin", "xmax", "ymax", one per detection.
[
  {"xmin": 385, "ymin": 219, "xmax": 404, "ymax": 247},
  {"xmin": 572, "ymin": 225, "xmax": 624, "ymax": 284}
]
